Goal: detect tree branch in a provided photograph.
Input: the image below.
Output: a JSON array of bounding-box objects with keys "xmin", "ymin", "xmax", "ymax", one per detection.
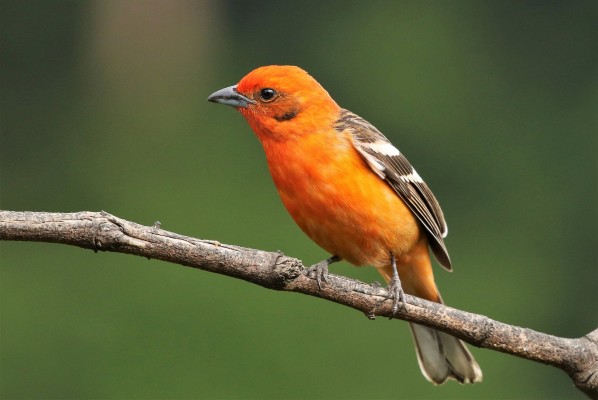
[{"xmin": 1, "ymin": 210, "xmax": 596, "ymax": 398}]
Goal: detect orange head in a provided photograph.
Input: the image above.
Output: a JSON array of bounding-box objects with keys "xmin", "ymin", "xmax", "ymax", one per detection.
[{"xmin": 207, "ymin": 65, "xmax": 340, "ymax": 141}]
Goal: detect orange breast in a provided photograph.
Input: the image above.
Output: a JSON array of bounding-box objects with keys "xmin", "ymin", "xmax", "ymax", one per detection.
[{"xmin": 261, "ymin": 131, "xmax": 421, "ymax": 268}]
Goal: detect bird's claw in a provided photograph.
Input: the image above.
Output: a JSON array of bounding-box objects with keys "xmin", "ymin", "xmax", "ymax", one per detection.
[
  {"xmin": 306, "ymin": 261, "xmax": 329, "ymax": 290},
  {"xmin": 388, "ymin": 275, "xmax": 406, "ymax": 318}
]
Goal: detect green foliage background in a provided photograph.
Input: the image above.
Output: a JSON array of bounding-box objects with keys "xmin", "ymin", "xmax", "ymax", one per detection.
[{"xmin": 1, "ymin": 1, "xmax": 596, "ymax": 399}]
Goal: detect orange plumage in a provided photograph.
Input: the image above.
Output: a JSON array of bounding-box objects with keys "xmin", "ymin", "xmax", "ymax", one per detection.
[{"xmin": 208, "ymin": 65, "xmax": 482, "ymax": 384}]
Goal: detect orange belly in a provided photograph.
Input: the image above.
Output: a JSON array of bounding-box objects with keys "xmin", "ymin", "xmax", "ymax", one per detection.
[{"xmin": 262, "ymin": 132, "xmax": 421, "ymax": 268}]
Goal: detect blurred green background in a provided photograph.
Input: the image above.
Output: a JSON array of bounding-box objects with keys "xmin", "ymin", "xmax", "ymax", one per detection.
[{"xmin": 1, "ymin": 1, "xmax": 596, "ymax": 399}]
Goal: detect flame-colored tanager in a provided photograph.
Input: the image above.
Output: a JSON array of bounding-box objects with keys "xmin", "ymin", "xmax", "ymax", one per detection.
[{"xmin": 208, "ymin": 65, "xmax": 482, "ymax": 384}]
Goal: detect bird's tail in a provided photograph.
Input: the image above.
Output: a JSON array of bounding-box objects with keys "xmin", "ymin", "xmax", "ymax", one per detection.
[
  {"xmin": 409, "ymin": 314, "xmax": 482, "ymax": 384},
  {"xmin": 377, "ymin": 259, "xmax": 482, "ymax": 384}
]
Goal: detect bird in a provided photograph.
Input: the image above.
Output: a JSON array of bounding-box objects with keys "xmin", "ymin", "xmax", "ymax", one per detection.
[{"xmin": 207, "ymin": 65, "xmax": 482, "ymax": 384}]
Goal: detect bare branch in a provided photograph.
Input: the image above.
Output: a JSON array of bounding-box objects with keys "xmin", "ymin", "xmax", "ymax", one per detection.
[{"xmin": 1, "ymin": 210, "xmax": 596, "ymax": 398}]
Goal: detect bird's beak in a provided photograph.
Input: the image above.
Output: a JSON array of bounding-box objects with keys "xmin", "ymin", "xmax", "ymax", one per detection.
[{"xmin": 207, "ymin": 85, "xmax": 255, "ymax": 108}]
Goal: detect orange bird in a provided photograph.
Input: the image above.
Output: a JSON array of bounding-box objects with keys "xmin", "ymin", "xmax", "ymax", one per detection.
[{"xmin": 208, "ymin": 65, "xmax": 482, "ymax": 384}]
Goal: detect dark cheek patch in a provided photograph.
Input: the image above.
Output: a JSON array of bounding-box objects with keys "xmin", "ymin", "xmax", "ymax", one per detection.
[{"xmin": 274, "ymin": 109, "xmax": 298, "ymax": 121}]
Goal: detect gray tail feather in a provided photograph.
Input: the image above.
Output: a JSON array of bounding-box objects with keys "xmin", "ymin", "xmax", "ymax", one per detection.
[{"xmin": 410, "ymin": 323, "xmax": 483, "ymax": 384}]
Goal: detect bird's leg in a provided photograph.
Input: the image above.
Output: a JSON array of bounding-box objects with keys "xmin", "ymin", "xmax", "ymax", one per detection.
[
  {"xmin": 306, "ymin": 255, "xmax": 341, "ymax": 290},
  {"xmin": 388, "ymin": 254, "xmax": 406, "ymax": 317}
]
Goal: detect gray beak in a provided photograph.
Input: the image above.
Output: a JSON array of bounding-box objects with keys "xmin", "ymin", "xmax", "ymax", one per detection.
[{"xmin": 207, "ymin": 85, "xmax": 255, "ymax": 108}]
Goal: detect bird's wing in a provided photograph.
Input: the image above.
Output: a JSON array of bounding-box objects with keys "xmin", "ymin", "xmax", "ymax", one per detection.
[{"xmin": 334, "ymin": 108, "xmax": 452, "ymax": 270}]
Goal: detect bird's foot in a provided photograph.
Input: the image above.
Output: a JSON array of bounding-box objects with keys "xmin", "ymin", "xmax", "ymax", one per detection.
[
  {"xmin": 306, "ymin": 255, "xmax": 340, "ymax": 290},
  {"xmin": 387, "ymin": 275, "xmax": 406, "ymax": 318},
  {"xmin": 306, "ymin": 260, "xmax": 330, "ymax": 290}
]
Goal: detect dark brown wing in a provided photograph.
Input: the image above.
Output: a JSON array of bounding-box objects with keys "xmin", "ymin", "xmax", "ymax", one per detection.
[{"xmin": 334, "ymin": 108, "xmax": 452, "ymax": 270}]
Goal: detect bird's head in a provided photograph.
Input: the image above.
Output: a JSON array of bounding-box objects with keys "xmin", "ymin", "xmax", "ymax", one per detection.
[{"xmin": 208, "ymin": 65, "xmax": 340, "ymax": 140}]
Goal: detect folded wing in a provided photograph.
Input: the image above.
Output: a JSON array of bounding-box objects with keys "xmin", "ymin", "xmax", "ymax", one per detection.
[{"xmin": 334, "ymin": 109, "xmax": 452, "ymax": 270}]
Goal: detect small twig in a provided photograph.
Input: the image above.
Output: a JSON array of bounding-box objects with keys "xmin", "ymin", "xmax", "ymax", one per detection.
[{"xmin": 0, "ymin": 210, "xmax": 596, "ymax": 398}]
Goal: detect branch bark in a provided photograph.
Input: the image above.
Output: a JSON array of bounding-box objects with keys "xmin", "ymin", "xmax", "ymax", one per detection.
[{"xmin": 1, "ymin": 210, "xmax": 596, "ymax": 398}]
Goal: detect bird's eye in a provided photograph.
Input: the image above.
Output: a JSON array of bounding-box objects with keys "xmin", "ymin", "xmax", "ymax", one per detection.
[{"xmin": 259, "ymin": 88, "xmax": 277, "ymax": 102}]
